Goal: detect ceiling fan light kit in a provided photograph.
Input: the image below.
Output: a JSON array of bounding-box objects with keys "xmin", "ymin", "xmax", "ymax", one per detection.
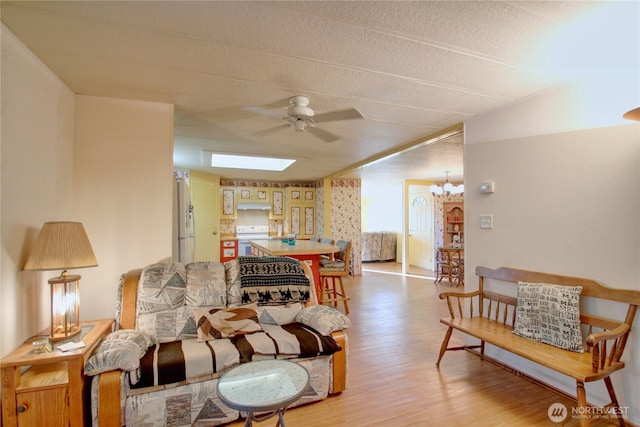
[
  {"xmin": 293, "ymin": 119, "xmax": 306, "ymax": 132},
  {"xmin": 251, "ymin": 95, "xmax": 364, "ymax": 142}
]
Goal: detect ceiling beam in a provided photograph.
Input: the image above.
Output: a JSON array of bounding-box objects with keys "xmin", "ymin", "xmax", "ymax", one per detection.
[{"xmin": 328, "ymin": 122, "xmax": 464, "ymax": 179}]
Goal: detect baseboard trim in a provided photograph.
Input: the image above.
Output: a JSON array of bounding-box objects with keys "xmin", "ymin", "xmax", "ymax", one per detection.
[{"xmin": 465, "ymin": 348, "xmax": 575, "ymax": 400}]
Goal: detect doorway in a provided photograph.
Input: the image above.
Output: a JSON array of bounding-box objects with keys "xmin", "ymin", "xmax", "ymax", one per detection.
[{"xmin": 408, "ymin": 185, "xmax": 434, "ymax": 270}]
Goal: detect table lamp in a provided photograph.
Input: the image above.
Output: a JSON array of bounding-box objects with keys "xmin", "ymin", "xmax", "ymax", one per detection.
[{"xmin": 24, "ymin": 221, "xmax": 98, "ymax": 341}]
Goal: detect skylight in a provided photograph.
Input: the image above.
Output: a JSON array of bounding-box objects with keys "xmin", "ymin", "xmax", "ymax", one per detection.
[{"xmin": 210, "ymin": 153, "xmax": 296, "ymax": 171}]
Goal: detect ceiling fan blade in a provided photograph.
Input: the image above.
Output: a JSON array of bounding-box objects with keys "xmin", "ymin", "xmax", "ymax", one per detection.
[
  {"xmin": 262, "ymin": 97, "xmax": 293, "ymax": 109},
  {"xmin": 308, "ymin": 126, "xmax": 339, "ymax": 143},
  {"xmin": 243, "ymin": 105, "xmax": 285, "ymax": 119},
  {"xmin": 313, "ymin": 108, "xmax": 364, "ymax": 123},
  {"xmin": 252, "ymin": 124, "xmax": 289, "ymax": 138}
]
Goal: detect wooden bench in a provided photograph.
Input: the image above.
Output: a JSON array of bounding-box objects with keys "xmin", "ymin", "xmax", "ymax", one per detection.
[{"xmin": 437, "ymin": 266, "xmax": 640, "ymax": 427}]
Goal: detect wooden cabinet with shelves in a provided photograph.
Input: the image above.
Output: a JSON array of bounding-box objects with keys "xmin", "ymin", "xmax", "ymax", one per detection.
[
  {"xmin": 1, "ymin": 319, "xmax": 114, "ymax": 427},
  {"xmin": 443, "ymin": 202, "xmax": 464, "ymax": 246}
]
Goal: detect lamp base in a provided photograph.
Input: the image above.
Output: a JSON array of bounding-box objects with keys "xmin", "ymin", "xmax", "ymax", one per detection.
[{"xmin": 49, "ymin": 325, "xmax": 82, "ymax": 342}]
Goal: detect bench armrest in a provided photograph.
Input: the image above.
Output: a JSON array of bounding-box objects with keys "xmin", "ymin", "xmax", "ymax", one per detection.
[
  {"xmin": 439, "ymin": 290, "xmax": 482, "ymax": 319},
  {"xmin": 586, "ymin": 323, "xmax": 630, "ymax": 346},
  {"xmin": 586, "ymin": 323, "xmax": 631, "ymax": 372},
  {"xmin": 438, "ymin": 290, "xmax": 481, "ymax": 300}
]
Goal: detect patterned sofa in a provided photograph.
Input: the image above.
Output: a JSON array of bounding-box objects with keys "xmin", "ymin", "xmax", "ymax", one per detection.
[
  {"xmin": 88, "ymin": 256, "xmax": 349, "ymax": 426},
  {"xmin": 361, "ymin": 231, "xmax": 397, "ymax": 262}
]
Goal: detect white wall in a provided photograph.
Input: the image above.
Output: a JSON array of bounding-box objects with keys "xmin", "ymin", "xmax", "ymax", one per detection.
[
  {"xmin": 361, "ymin": 179, "xmax": 403, "ymax": 231},
  {"xmin": 465, "ymin": 81, "xmax": 640, "ymax": 422},
  {"xmin": 73, "ymin": 96, "xmax": 174, "ymax": 323},
  {"xmin": 1, "ymin": 24, "xmax": 174, "ymax": 357},
  {"xmin": 1, "ymin": 26, "xmax": 76, "ymax": 356}
]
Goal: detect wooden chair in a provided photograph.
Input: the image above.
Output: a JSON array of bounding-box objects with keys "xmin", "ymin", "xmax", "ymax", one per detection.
[
  {"xmin": 434, "ymin": 249, "xmax": 448, "ymax": 283},
  {"xmin": 436, "ymin": 249, "xmax": 463, "ymax": 286},
  {"xmin": 319, "ymin": 240, "xmax": 351, "ymax": 314},
  {"xmin": 452, "ymin": 253, "xmax": 463, "ymax": 286},
  {"xmin": 319, "ymin": 237, "xmax": 333, "ymax": 261}
]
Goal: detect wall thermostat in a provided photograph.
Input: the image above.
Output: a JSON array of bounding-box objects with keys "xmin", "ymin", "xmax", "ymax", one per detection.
[{"xmin": 480, "ymin": 181, "xmax": 495, "ymax": 193}]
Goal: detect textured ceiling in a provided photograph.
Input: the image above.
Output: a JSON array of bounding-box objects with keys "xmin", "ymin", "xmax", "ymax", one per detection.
[{"xmin": 1, "ymin": 1, "xmax": 612, "ymax": 182}]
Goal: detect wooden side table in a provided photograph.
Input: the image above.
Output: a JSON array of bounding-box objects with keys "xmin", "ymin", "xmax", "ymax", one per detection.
[{"xmin": 1, "ymin": 318, "xmax": 113, "ymax": 427}]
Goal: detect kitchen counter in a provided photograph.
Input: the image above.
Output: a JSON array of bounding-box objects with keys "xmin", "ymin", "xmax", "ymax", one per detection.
[
  {"xmin": 249, "ymin": 239, "xmax": 338, "ymax": 255},
  {"xmin": 249, "ymin": 239, "xmax": 339, "ymax": 296}
]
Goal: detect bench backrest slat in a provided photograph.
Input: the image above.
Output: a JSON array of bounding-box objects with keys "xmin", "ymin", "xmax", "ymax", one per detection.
[
  {"xmin": 476, "ymin": 266, "xmax": 640, "ymax": 305},
  {"xmin": 581, "ymin": 313, "xmax": 624, "ymax": 331}
]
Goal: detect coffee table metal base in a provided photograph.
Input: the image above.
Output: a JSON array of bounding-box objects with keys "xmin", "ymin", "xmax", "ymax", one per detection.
[
  {"xmin": 217, "ymin": 359, "xmax": 310, "ymax": 427},
  {"xmin": 243, "ymin": 407, "xmax": 286, "ymax": 427}
]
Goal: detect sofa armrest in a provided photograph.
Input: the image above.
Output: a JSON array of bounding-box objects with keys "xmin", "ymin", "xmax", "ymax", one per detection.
[
  {"xmin": 97, "ymin": 370, "xmax": 123, "ymax": 427},
  {"xmin": 119, "ymin": 269, "xmax": 142, "ymax": 330},
  {"xmin": 330, "ymin": 330, "xmax": 347, "ymax": 394}
]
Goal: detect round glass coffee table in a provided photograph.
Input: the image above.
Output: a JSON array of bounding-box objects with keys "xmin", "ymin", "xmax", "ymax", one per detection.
[{"xmin": 216, "ymin": 359, "xmax": 310, "ymax": 427}]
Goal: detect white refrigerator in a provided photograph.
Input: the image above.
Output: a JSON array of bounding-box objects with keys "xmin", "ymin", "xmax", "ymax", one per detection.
[{"xmin": 173, "ymin": 179, "xmax": 195, "ymax": 263}]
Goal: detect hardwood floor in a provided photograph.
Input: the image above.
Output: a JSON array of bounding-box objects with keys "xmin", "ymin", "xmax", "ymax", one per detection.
[
  {"xmin": 229, "ymin": 267, "xmax": 626, "ymax": 426},
  {"xmin": 362, "ymin": 261, "xmax": 436, "ymax": 278}
]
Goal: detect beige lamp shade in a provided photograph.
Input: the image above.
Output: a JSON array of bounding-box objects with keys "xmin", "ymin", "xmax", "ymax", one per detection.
[
  {"xmin": 623, "ymin": 107, "xmax": 640, "ymax": 122},
  {"xmin": 24, "ymin": 221, "xmax": 98, "ymax": 273}
]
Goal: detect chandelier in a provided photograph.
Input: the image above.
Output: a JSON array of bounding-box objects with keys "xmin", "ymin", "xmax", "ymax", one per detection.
[{"xmin": 429, "ymin": 171, "xmax": 464, "ymax": 195}]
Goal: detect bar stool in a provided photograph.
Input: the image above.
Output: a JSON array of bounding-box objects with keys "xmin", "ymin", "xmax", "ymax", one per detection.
[
  {"xmin": 319, "ymin": 237, "xmax": 333, "ymax": 261},
  {"xmin": 319, "ymin": 240, "xmax": 351, "ymax": 314}
]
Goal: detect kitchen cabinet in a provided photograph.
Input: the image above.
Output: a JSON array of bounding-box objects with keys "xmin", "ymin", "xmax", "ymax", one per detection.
[
  {"xmin": 220, "ymin": 186, "xmax": 237, "ymax": 219},
  {"xmin": 269, "ymin": 189, "xmax": 285, "ymax": 220},
  {"xmin": 237, "ymin": 187, "xmax": 270, "ymax": 203},
  {"xmin": 288, "ymin": 187, "xmax": 315, "ymax": 204},
  {"xmin": 220, "ymin": 239, "xmax": 238, "ymax": 262},
  {"xmin": 287, "ymin": 187, "xmax": 316, "ymax": 239}
]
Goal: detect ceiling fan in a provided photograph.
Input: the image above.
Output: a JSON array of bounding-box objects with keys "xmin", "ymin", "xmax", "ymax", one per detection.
[{"xmin": 247, "ymin": 95, "xmax": 364, "ymax": 143}]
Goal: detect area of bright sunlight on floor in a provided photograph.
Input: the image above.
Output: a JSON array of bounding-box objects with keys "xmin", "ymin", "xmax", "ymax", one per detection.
[{"xmin": 362, "ymin": 262, "xmax": 437, "ymax": 281}]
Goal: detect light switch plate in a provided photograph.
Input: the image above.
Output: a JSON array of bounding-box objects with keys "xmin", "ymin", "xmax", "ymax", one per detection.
[
  {"xmin": 480, "ymin": 214, "xmax": 493, "ymax": 229},
  {"xmin": 480, "ymin": 182, "xmax": 495, "ymax": 193}
]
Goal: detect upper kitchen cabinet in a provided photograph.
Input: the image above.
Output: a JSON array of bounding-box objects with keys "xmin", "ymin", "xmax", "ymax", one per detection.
[
  {"xmin": 269, "ymin": 189, "xmax": 285, "ymax": 220},
  {"xmin": 237, "ymin": 187, "xmax": 270, "ymax": 203},
  {"xmin": 287, "ymin": 187, "xmax": 315, "ymax": 204},
  {"xmin": 220, "ymin": 186, "xmax": 237, "ymax": 219}
]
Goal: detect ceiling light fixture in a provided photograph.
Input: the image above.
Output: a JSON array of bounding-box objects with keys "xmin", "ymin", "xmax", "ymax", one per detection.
[
  {"xmin": 210, "ymin": 153, "xmax": 296, "ymax": 171},
  {"xmin": 430, "ymin": 171, "xmax": 464, "ymax": 195}
]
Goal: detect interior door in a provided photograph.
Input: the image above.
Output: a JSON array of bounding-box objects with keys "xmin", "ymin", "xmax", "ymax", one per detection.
[
  {"xmin": 190, "ymin": 171, "xmax": 220, "ymax": 261},
  {"xmin": 408, "ymin": 185, "xmax": 434, "ymax": 270}
]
